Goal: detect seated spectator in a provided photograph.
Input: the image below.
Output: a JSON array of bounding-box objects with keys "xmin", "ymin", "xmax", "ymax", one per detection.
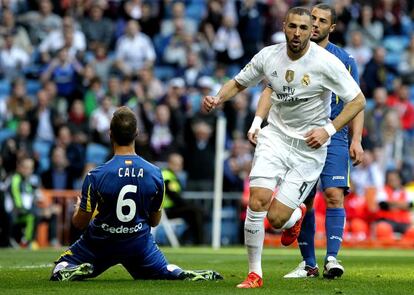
[
  {"xmin": 0, "ymin": 32, "xmax": 30, "ymax": 81},
  {"xmin": 17, "ymin": 0, "xmax": 62, "ymax": 45},
  {"xmin": 148, "ymin": 104, "xmax": 175, "ymax": 162},
  {"xmin": 0, "ymin": 9, "xmax": 33, "ymax": 55},
  {"xmin": 5, "ymin": 78, "xmax": 33, "ymax": 131},
  {"xmin": 160, "ymin": 1, "xmax": 197, "ymax": 36},
  {"xmin": 81, "ymin": 3, "xmax": 114, "ymax": 51},
  {"xmin": 39, "ymin": 16, "xmax": 86, "ymax": 63},
  {"xmin": 162, "ymin": 153, "xmax": 205, "ymax": 245},
  {"xmin": 398, "ymin": 35, "xmax": 414, "ymax": 83},
  {"xmin": 114, "ymin": 20, "xmax": 155, "ymax": 77},
  {"xmin": 83, "ymin": 76, "xmax": 105, "ymax": 118},
  {"xmin": 223, "ymin": 91, "xmax": 255, "ymax": 140},
  {"xmin": 67, "ymin": 99, "xmax": 89, "ymax": 140},
  {"xmin": 375, "ymin": 170, "xmax": 414, "ymax": 236},
  {"xmin": 89, "ymin": 95, "xmax": 117, "ymax": 146},
  {"xmin": 88, "ymin": 43, "xmax": 114, "ymax": 84},
  {"xmin": 344, "ymin": 30, "xmax": 372, "ymax": 75},
  {"xmin": 41, "ymin": 146, "xmax": 76, "ymax": 190},
  {"xmin": 136, "ymin": 66, "xmax": 165, "ymax": 102},
  {"xmin": 41, "ymin": 47, "xmax": 84, "ymax": 104},
  {"xmin": 27, "ymin": 89, "xmax": 61, "ymax": 143},
  {"xmin": 223, "ymin": 139, "xmax": 252, "ymax": 192},
  {"xmin": 136, "ymin": 2, "xmax": 161, "ymax": 39}
]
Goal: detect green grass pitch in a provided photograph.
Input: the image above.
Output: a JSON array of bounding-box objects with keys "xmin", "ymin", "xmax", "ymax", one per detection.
[{"xmin": 1, "ymin": 247, "xmax": 413, "ymax": 295}]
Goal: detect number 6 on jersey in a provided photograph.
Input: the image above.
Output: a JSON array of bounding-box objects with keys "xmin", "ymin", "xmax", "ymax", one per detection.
[{"xmin": 116, "ymin": 185, "xmax": 137, "ymax": 222}]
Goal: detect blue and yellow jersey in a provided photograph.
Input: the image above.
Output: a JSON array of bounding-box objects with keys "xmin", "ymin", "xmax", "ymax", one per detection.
[
  {"xmin": 80, "ymin": 155, "xmax": 164, "ymax": 240},
  {"xmin": 325, "ymin": 42, "xmax": 359, "ymax": 145}
]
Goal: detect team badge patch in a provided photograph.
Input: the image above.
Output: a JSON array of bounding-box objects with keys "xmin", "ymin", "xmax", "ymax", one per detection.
[
  {"xmin": 301, "ymin": 74, "xmax": 310, "ymax": 86},
  {"xmin": 285, "ymin": 70, "xmax": 294, "ymax": 83},
  {"xmin": 125, "ymin": 160, "xmax": 132, "ymax": 165}
]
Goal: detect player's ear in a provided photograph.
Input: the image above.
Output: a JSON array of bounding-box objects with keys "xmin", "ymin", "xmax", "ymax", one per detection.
[{"xmin": 329, "ymin": 23, "xmax": 336, "ymax": 33}]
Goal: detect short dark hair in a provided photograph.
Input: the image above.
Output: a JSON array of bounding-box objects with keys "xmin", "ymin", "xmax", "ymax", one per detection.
[
  {"xmin": 286, "ymin": 6, "xmax": 311, "ymax": 20},
  {"xmin": 110, "ymin": 106, "xmax": 137, "ymax": 146},
  {"xmin": 313, "ymin": 3, "xmax": 337, "ymax": 25}
]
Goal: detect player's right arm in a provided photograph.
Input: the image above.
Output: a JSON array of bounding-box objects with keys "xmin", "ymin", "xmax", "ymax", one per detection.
[
  {"xmin": 203, "ymin": 48, "xmax": 267, "ymax": 112},
  {"xmin": 247, "ymin": 86, "xmax": 272, "ymax": 145},
  {"xmin": 72, "ymin": 173, "xmax": 97, "ymax": 230}
]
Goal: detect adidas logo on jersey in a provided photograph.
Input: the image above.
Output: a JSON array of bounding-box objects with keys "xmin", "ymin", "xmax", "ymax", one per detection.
[{"xmin": 271, "ymin": 70, "xmax": 278, "ymax": 77}]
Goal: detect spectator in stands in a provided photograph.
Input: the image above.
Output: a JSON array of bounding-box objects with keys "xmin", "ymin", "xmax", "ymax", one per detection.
[
  {"xmin": 398, "ymin": 35, "xmax": 414, "ymax": 83},
  {"xmin": 53, "ymin": 125, "xmax": 85, "ymax": 177},
  {"xmin": 88, "ymin": 43, "xmax": 114, "ymax": 85},
  {"xmin": 41, "ymin": 146, "xmax": 75, "ymax": 190},
  {"xmin": 236, "ymin": 0, "xmax": 265, "ymax": 65},
  {"xmin": 39, "ymin": 15, "xmax": 86, "ymax": 64},
  {"xmin": 90, "ymin": 95, "xmax": 117, "ymax": 146},
  {"xmin": 1, "ymin": 120, "xmax": 37, "ymax": 174},
  {"xmin": 162, "ymin": 152, "xmax": 204, "ymax": 245},
  {"xmin": 83, "ymin": 76, "xmax": 105, "ymax": 118},
  {"xmin": 365, "ymin": 87, "xmax": 392, "ymax": 146},
  {"xmin": 41, "ymin": 46, "xmax": 84, "ymax": 104},
  {"xmin": 163, "ymin": 18, "xmax": 196, "ymax": 69},
  {"xmin": 223, "ymin": 138, "xmax": 252, "ymax": 192},
  {"xmin": 0, "ymin": 9, "xmax": 32, "ymax": 55},
  {"xmin": 114, "ymin": 20, "xmax": 155, "ymax": 77},
  {"xmin": 5, "ymin": 78, "xmax": 33, "ymax": 131},
  {"xmin": 17, "ymin": 0, "xmax": 62, "ymax": 45},
  {"xmin": 223, "ymin": 92, "xmax": 255, "ymax": 140},
  {"xmin": 362, "ymin": 47, "xmax": 395, "ymax": 98},
  {"xmin": 213, "ymin": 15, "xmax": 244, "ymax": 68},
  {"xmin": 67, "ymin": 99, "xmax": 89, "ymax": 139},
  {"xmin": 27, "ymin": 89, "xmax": 61, "ymax": 143},
  {"xmin": 158, "ymin": 77, "xmax": 189, "ymax": 115},
  {"xmin": 184, "ymin": 120, "xmax": 215, "ymax": 191},
  {"xmin": 344, "ymin": 30, "xmax": 372, "ymax": 75},
  {"xmin": 343, "ymin": 181, "xmax": 369, "ymax": 241},
  {"xmin": 6, "ymin": 157, "xmax": 39, "ymax": 248},
  {"xmin": 376, "ymin": 169, "xmax": 414, "ymax": 235},
  {"xmin": 148, "ymin": 104, "xmax": 176, "ymax": 162},
  {"xmin": 187, "ymin": 76, "xmax": 216, "ymax": 116},
  {"xmin": 0, "ymin": 32, "xmax": 30, "ymax": 81},
  {"xmin": 351, "ymin": 149, "xmax": 384, "ymax": 197},
  {"xmin": 81, "ymin": 3, "xmax": 113, "ymax": 51},
  {"xmin": 386, "ymin": 83, "xmax": 414, "ymax": 133},
  {"xmin": 123, "ymin": 0, "xmax": 143, "ymax": 21},
  {"xmin": 136, "ymin": 2, "xmax": 160, "ymax": 39},
  {"xmin": 347, "ymin": 5, "xmax": 384, "ymax": 49},
  {"xmin": 160, "ymin": 1, "xmax": 197, "ymax": 37},
  {"xmin": 136, "ymin": 66, "xmax": 165, "ymax": 103},
  {"xmin": 179, "ymin": 51, "xmax": 206, "ymax": 88}
]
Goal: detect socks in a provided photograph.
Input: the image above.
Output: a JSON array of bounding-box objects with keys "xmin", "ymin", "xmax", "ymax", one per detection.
[
  {"xmin": 244, "ymin": 207, "xmax": 267, "ymax": 277},
  {"xmin": 325, "ymin": 208, "xmax": 346, "ymax": 260},
  {"xmin": 298, "ymin": 209, "xmax": 316, "ymax": 267},
  {"xmin": 281, "ymin": 206, "xmax": 302, "ymax": 229}
]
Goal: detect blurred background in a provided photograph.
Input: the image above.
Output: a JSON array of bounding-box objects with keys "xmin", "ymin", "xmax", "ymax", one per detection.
[{"xmin": 0, "ymin": 0, "xmax": 413, "ymax": 250}]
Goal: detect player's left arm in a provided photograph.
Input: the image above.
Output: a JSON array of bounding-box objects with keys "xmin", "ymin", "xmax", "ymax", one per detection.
[
  {"xmin": 148, "ymin": 171, "xmax": 165, "ymax": 227},
  {"xmin": 347, "ymin": 56, "xmax": 364, "ymax": 166},
  {"xmin": 306, "ymin": 57, "xmax": 366, "ymax": 149},
  {"xmin": 72, "ymin": 174, "xmax": 97, "ymax": 230}
]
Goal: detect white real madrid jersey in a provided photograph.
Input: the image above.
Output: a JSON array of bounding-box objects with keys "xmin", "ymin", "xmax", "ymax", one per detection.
[{"xmin": 235, "ymin": 42, "xmax": 361, "ymax": 139}]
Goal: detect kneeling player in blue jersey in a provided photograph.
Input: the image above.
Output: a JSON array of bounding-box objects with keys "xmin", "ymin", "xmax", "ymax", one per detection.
[{"xmin": 50, "ymin": 107, "xmax": 222, "ymax": 282}]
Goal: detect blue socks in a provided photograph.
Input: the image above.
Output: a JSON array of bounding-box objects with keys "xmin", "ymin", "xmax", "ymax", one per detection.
[
  {"xmin": 298, "ymin": 209, "xmax": 316, "ymax": 267},
  {"xmin": 325, "ymin": 208, "xmax": 345, "ymax": 260}
]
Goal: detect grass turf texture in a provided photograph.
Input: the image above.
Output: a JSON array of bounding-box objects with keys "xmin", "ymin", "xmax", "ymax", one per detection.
[{"xmin": 0, "ymin": 247, "xmax": 413, "ymax": 295}]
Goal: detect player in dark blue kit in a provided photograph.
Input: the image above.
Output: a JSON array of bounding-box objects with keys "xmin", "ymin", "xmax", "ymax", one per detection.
[
  {"xmin": 50, "ymin": 107, "xmax": 222, "ymax": 282},
  {"xmin": 247, "ymin": 4, "xmax": 365, "ymax": 280},
  {"xmin": 283, "ymin": 4, "xmax": 364, "ymax": 279}
]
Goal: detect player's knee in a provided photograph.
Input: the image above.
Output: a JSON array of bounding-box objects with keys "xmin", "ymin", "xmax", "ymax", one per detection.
[
  {"xmin": 249, "ymin": 190, "xmax": 272, "ymax": 211},
  {"xmin": 266, "ymin": 212, "xmax": 285, "ymax": 229},
  {"xmin": 324, "ymin": 188, "xmax": 344, "ymax": 208}
]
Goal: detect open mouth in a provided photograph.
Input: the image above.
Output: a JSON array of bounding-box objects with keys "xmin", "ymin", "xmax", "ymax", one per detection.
[{"xmin": 292, "ymin": 39, "xmax": 300, "ymax": 46}]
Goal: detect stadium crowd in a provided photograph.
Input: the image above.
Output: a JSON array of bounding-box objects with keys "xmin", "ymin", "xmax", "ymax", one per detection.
[{"xmin": 0, "ymin": 0, "xmax": 414, "ymax": 248}]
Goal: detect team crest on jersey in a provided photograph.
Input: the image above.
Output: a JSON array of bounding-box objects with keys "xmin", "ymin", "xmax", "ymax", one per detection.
[
  {"xmin": 242, "ymin": 63, "xmax": 251, "ymax": 72},
  {"xmin": 285, "ymin": 70, "xmax": 294, "ymax": 83},
  {"xmin": 125, "ymin": 160, "xmax": 132, "ymax": 165},
  {"xmin": 301, "ymin": 74, "xmax": 310, "ymax": 86}
]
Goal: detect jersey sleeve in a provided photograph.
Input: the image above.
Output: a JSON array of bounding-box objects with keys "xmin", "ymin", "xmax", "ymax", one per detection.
[
  {"xmin": 234, "ymin": 48, "xmax": 266, "ymax": 87},
  {"xmin": 150, "ymin": 169, "xmax": 165, "ymax": 212},
  {"xmin": 347, "ymin": 55, "xmax": 360, "ymax": 85},
  {"xmin": 322, "ymin": 53, "xmax": 361, "ymax": 103},
  {"xmin": 80, "ymin": 174, "xmax": 98, "ymax": 213}
]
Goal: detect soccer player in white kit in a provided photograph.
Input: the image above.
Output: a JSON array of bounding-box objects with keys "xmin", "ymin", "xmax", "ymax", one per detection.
[{"xmin": 202, "ymin": 7, "xmax": 366, "ymax": 288}]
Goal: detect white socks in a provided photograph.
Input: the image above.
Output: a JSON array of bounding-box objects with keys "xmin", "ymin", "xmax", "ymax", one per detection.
[
  {"xmin": 244, "ymin": 207, "xmax": 267, "ymax": 278},
  {"xmin": 281, "ymin": 206, "xmax": 302, "ymax": 229}
]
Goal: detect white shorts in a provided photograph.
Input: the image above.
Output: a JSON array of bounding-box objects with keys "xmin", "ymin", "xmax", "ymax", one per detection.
[{"xmin": 249, "ymin": 126, "xmax": 327, "ymax": 209}]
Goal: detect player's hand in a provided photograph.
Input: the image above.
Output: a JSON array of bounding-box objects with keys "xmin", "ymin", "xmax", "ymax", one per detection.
[
  {"xmin": 305, "ymin": 127, "xmax": 330, "ymax": 149},
  {"xmin": 247, "ymin": 128, "xmax": 260, "ymax": 146},
  {"xmin": 202, "ymin": 95, "xmax": 219, "ymax": 112},
  {"xmin": 349, "ymin": 139, "xmax": 364, "ymax": 166}
]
